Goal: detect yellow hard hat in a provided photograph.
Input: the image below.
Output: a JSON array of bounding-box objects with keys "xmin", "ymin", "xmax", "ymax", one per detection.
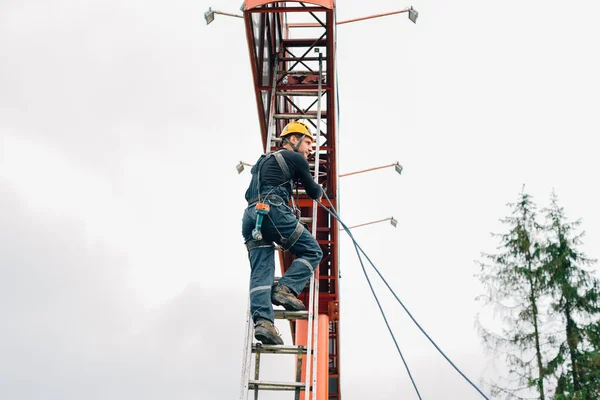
[{"xmin": 280, "ymin": 121, "xmax": 315, "ymax": 142}]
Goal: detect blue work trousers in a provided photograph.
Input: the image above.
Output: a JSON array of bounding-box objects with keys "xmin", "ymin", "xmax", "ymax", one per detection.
[{"xmin": 242, "ymin": 196, "xmax": 323, "ymax": 323}]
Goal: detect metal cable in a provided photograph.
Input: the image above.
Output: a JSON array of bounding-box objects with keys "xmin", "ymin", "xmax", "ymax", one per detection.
[{"xmin": 318, "ymin": 192, "xmax": 490, "ymax": 400}]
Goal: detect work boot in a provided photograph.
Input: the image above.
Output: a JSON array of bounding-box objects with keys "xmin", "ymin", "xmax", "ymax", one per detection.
[
  {"xmin": 272, "ymin": 284, "xmax": 305, "ymax": 311},
  {"xmin": 254, "ymin": 319, "xmax": 284, "ymax": 345}
]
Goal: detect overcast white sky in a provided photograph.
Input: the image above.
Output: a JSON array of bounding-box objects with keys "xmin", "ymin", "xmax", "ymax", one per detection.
[{"xmin": 1, "ymin": 0, "xmax": 600, "ymax": 399}]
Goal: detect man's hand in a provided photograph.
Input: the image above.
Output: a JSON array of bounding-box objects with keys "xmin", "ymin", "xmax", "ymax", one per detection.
[{"xmin": 317, "ymin": 186, "xmax": 324, "ymax": 203}]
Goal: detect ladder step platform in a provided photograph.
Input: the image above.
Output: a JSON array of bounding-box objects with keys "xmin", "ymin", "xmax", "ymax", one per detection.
[
  {"xmin": 278, "ymin": 70, "xmax": 326, "ymax": 75},
  {"xmin": 276, "ymin": 91, "xmax": 326, "ymax": 97},
  {"xmin": 274, "ymin": 310, "xmax": 309, "ymax": 320},
  {"xmin": 248, "ymin": 380, "xmax": 307, "ymax": 391},
  {"xmin": 282, "ymin": 38, "xmax": 327, "ymax": 47},
  {"xmin": 279, "ymin": 57, "xmax": 328, "ymax": 62},
  {"xmin": 252, "ymin": 344, "xmax": 308, "ymax": 355},
  {"xmin": 274, "ymin": 112, "xmax": 327, "ymax": 119}
]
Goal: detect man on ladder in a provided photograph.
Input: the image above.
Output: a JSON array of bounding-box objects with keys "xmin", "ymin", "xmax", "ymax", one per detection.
[{"xmin": 242, "ymin": 121, "xmax": 323, "ymax": 345}]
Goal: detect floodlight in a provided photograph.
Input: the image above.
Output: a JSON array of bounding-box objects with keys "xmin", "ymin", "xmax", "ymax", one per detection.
[
  {"xmin": 390, "ymin": 217, "xmax": 398, "ymax": 228},
  {"xmin": 204, "ymin": 8, "xmax": 244, "ymax": 25},
  {"xmin": 408, "ymin": 7, "xmax": 418, "ymax": 24},
  {"xmin": 205, "ymin": 7, "xmax": 215, "ymax": 25},
  {"xmin": 395, "ymin": 162, "xmax": 403, "ymax": 175},
  {"xmin": 236, "ymin": 161, "xmax": 254, "ymax": 174}
]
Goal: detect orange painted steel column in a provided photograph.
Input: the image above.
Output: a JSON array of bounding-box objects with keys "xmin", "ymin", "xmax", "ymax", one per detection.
[
  {"xmin": 317, "ymin": 314, "xmax": 330, "ymax": 400},
  {"xmin": 296, "ymin": 315, "xmax": 330, "ymax": 400},
  {"xmin": 296, "ymin": 320, "xmax": 309, "ymax": 400}
]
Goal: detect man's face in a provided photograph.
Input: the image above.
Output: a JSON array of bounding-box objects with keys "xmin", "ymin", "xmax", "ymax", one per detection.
[{"xmin": 295, "ymin": 135, "xmax": 313, "ymax": 159}]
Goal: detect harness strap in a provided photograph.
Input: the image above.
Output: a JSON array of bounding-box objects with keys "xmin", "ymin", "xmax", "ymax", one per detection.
[
  {"xmin": 256, "ymin": 150, "xmax": 294, "ymax": 197},
  {"xmin": 245, "ymin": 239, "xmax": 274, "ymax": 251},
  {"xmin": 280, "ymin": 222, "xmax": 304, "ymax": 250},
  {"xmin": 245, "ymin": 217, "xmax": 303, "ymax": 252},
  {"xmin": 248, "ymin": 194, "xmax": 285, "ymax": 207},
  {"xmin": 272, "ymin": 151, "xmax": 294, "ymax": 190}
]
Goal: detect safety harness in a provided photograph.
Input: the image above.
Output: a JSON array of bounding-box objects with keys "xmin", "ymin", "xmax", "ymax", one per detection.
[{"xmin": 245, "ymin": 150, "xmax": 304, "ymax": 251}]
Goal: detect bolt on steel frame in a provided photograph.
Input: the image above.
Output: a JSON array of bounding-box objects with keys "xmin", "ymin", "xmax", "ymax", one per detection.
[{"xmin": 242, "ymin": 1, "xmax": 340, "ymax": 399}]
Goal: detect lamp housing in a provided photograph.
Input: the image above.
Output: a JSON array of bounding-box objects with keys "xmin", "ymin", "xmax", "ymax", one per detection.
[
  {"xmin": 204, "ymin": 8, "xmax": 215, "ymax": 25},
  {"xmin": 408, "ymin": 7, "xmax": 418, "ymax": 24}
]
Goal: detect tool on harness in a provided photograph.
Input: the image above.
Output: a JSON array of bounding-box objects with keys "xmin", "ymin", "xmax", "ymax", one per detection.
[{"xmin": 251, "ymin": 202, "xmax": 270, "ymax": 241}]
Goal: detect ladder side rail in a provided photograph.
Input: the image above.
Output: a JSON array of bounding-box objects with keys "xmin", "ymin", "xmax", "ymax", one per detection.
[
  {"xmin": 310, "ymin": 51, "xmax": 324, "ymax": 400},
  {"xmin": 240, "ymin": 301, "xmax": 254, "ymax": 400}
]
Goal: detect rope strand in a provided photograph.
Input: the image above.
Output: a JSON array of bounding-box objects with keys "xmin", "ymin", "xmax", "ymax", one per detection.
[
  {"xmin": 347, "ymin": 217, "xmax": 423, "ymax": 399},
  {"xmin": 318, "ymin": 193, "xmax": 490, "ymax": 400}
]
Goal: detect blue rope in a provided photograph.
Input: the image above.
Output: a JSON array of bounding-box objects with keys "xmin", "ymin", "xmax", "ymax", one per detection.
[
  {"xmin": 318, "ymin": 193, "xmax": 490, "ymax": 400},
  {"xmin": 328, "ymin": 12, "xmax": 487, "ymax": 400},
  {"xmin": 320, "ymin": 193, "xmax": 422, "ymax": 399},
  {"xmin": 343, "ymin": 209, "xmax": 423, "ymax": 399}
]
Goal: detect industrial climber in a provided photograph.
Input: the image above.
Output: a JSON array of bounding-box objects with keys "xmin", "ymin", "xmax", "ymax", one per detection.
[{"xmin": 242, "ymin": 121, "xmax": 323, "ymax": 345}]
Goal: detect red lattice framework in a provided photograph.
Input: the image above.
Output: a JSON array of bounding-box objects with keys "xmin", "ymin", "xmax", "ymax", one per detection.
[{"xmin": 243, "ymin": 1, "xmax": 341, "ymax": 398}]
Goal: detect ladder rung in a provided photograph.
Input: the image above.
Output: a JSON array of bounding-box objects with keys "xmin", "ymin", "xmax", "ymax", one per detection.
[
  {"xmin": 274, "ymin": 112, "xmax": 327, "ymax": 119},
  {"xmin": 274, "ymin": 310, "xmax": 309, "ymax": 320},
  {"xmin": 277, "ymin": 85, "xmax": 330, "ymax": 91},
  {"xmin": 282, "ymin": 38, "xmax": 327, "ymax": 47},
  {"xmin": 278, "ymin": 70, "xmax": 326, "ymax": 75},
  {"xmin": 248, "ymin": 380, "xmax": 306, "ymax": 391},
  {"xmin": 292, "ymin": 189, "xmax": 333, "ymax": 196},
  {"xmin": 300, "ymin": 217, "xmax": 312, "ymax": 224},
  {"xmin": 280, "ymin": 57, "xmax": 327, "ymax": 62},
  {"xmin": 252, "ymin": 344, "xmax": 308, "ymax": 355},
  {"xmin": 277, "ymin": 91, "xmax": 321, "ymax": 97}
]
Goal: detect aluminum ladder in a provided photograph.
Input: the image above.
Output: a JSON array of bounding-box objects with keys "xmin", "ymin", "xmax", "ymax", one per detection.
[{"xmin": 240, "ymin": 53, "xmax": 325, "ymax": 400}]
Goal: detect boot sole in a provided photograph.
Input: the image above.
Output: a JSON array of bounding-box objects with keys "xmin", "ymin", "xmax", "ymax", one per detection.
[
  {"xmin": 272, "ymin": 293, "xmax": 305, "ymax": 311},
  {"xmin": 255, "ymin": 329, "xmax": 284, "ymax": 345}
]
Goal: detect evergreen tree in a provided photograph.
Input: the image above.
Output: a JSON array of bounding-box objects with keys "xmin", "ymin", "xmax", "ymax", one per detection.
[
  {"xmin": 542, "ymin": 191, "xmax": 600, "ymax": 400},
  {"xmin": 477, "ymin": 188, "xmax": 549, "ymax": 399}
]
